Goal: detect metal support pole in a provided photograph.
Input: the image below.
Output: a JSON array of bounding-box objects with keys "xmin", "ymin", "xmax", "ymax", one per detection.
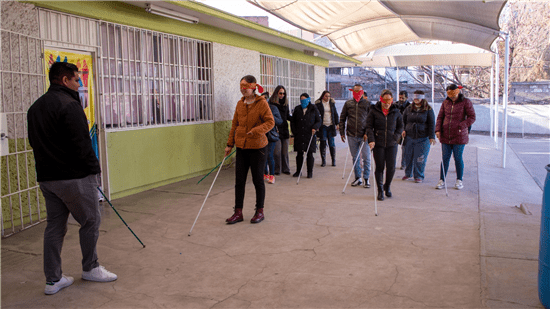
[
  {"xmin": 490, "ymin": 54, "xmax": 495, "ymax": 138},
  {"xmin": 502, "ymin": 33, "xmax": 510, "ymax": 168},
  {"xmin": 494, "ymin": 46, "xmax": 500, "ymax": 148},
  {"xmin": 431, "ymin": 65, "xmax": 435, "ymax": 105},
  {"xmin": 396, "ymin": 67, "xmax": 400, "ymax": 96}
]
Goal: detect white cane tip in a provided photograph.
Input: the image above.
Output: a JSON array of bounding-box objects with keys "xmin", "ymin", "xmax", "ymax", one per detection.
[{"xmin": 375, "ymin": 213, "xmax": 378, "ymax": 216}]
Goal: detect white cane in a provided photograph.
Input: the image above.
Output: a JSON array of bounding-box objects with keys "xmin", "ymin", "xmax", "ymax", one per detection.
[
  {"xmin": 297, "ymin": 133, "xmax": 315, "ymax": 185},
  {"xmin": 342, "ymin": 140, "xmax": 365, "ymax": 194},
  {"xmin": 441, "ymin": 160, "xmax": 448, "ymax": 197},
  {"xmin": 371, "ymin": 149, "xmax": 378, "ymax": 216},
  {"xmin": 189, "ymin": 154, "xmax": 228, "ymax": 236},
  {"xmin": 342, "ymin": 146, "xmax": 349, "ymax": 179}
]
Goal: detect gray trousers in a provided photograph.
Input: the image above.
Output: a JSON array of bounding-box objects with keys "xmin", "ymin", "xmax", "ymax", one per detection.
[
  {"xmin": 39, "ymin": 174, "xmax": 100, "ymax": 282},
  {"xmin": 274, "ymin": 138, "xmax": 290, "ymax": 174}
]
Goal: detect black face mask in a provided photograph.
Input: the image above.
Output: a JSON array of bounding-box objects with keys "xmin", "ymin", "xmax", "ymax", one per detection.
[{"xmin": 279, "ymin": 97, "xmax": 285, "ymax": 104}]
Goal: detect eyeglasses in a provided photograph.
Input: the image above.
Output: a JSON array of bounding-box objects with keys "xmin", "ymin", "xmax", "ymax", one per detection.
[{"xmin": 278, "ymin": 92, "xmax": 285, "ymax": 95}]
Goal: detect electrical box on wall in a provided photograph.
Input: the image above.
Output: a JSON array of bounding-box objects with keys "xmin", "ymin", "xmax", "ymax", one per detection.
[{"xmin": 0, "ymin": 113, "xmax": 9, "ymax": 156}]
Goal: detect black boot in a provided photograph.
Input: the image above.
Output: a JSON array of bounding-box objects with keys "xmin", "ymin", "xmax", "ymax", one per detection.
[
  {"xmin": 329, "ymin": 146, "xmax": 336, "ymax": 166},
  {"xmin": 307, "ymin": 154, "xmax": 314, "ymax": 178},
  {"xmin": 384, "ymin": 183, "xmax": 392, "ymax": 198},
  {"xmin": 293, "ymin": 155, "xmax": 303, "ymax": 177},
  {"xmin": 377, "ymin": 185, "xmax": 385, "ymax": 201},
  {"xmin": 320, "ymin": 141, "xmax": 326, "ymax": 167}
]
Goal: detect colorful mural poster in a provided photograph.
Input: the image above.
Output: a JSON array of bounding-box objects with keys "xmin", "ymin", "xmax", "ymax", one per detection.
[
  {"xmin": 44, "ymin": 49, "xmax": 98, "ymax": 157},
  {"xmin": 44, "ymin": 49, "xmax": 94, "ymax": 130}
]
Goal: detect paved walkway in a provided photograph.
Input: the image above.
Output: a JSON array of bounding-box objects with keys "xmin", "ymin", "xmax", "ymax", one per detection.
[{"xmin": 1, "ymin": 135, "xmax": 545, "ymax": 308}]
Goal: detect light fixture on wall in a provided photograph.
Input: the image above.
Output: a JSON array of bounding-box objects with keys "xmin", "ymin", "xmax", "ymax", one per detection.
[
  {"xmin": 146, "ymin": 3, "xmax": 199, "ymax": 24},
  {"xmin": 303, "ymin": 50, "xmax": 319, "ymax": 57}
]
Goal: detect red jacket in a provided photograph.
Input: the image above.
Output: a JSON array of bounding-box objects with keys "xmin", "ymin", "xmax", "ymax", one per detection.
[{"xmin": 435, "ymin": 94, "xmax": 476, "ymax": 145}]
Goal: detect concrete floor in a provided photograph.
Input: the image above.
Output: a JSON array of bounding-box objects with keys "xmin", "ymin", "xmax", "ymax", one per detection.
[{"xmin": 1, "ymin": 135, "xmax": 545, "ymax": 308}]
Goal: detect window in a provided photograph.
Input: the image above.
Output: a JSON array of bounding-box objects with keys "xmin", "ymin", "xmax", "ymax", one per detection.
[
  {"xmin": 98, "ymin": 22, "xmax": 213, "ymax": 130},
  {"xmin": 260, "ymin": 54, "xmax": 314, "ymax": 109}
]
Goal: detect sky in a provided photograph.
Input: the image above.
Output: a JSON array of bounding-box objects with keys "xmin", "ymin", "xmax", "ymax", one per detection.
[{"xmin": 195, "ymin": 0, "xmax": 298, "ymax": 31}]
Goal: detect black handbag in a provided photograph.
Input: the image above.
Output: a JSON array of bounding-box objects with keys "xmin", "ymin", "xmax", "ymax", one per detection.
[{"xmin": 266, "ymin": 127, "xmax": 279, "ymax": 142}]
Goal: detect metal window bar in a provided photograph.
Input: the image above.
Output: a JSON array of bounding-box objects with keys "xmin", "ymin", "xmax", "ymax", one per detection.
[{"xmin": 1, "ymin": 30, "xmax": 46, "ymax": 238}]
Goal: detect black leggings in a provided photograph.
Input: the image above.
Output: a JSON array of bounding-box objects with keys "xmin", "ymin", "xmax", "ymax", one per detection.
[
  {"xmin": 373, "ymin": 145, "xmax": 398, "ymax": 188},
  {"xmin": 235, "ymin": 147, "xmax": 267, "ymax": 209}
]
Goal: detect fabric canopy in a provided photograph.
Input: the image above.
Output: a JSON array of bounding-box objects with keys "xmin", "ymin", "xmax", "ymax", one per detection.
[
  {"xmin": 248, "ymin": 0, "xmax": 507, "ymax": 57},
  {"xmin": 355, "ymin": 43, "xmax": 494, "ymax": 68}
]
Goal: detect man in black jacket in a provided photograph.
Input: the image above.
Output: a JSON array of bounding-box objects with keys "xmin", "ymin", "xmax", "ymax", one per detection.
[
  {"xmin": 396, "ymin": 90, "xmax": 410, "ymax": 170},
  {"xmin": 339, "ymin": 84, "xmax": 371, "ymax": 188},
  {"xmin": 28, "ymin": 62, "xmax": 117, "ymax": 295}
]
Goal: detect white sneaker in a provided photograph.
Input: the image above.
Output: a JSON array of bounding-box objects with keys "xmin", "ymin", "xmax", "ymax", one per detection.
[
  {"xmin": 435, "ymin": 179, "xmax": 445, "ymax": 190},
  {"xmin": 82, "ymin": 265, "xmax": 117, "ymax": 282},
  {"xmin": 45, "ymin": 274, "xmax": 74, "ymax": 295},
  {"xmin": 455, "ymin": 179, "xmax": 464, "ymax": 190}
]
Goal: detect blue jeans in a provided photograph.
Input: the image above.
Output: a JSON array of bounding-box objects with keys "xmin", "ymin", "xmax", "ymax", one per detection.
[
  {"xmin": 440, "ymin": 143, "xmax": 465, "ymax": 181},
  {"xmin": 400, "ymin": 138, "xmax": 407, "ymax": 168},
  {"xmin": 347, "ymin": 136, "xmax": 370, "ymax": 180},
  {"xmin": 264, "ymin": 141, "xmax": 277, "ymax": 175},
  {"xmin": 319, "ymin": 126, "xmax": 335, "ymax": 148},
  {"xmin": 404, "ymin": 137, "xmax": 431, "ymax": 180}
]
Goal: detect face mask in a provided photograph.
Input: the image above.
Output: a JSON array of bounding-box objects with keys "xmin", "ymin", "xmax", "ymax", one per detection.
[
  {"xmin": 300, "ymin": 98, "xmax": 310, "ymax": 109},
  {"xmin": 350, "ymin": 89, "xmax": 364, "ymax": 102}
]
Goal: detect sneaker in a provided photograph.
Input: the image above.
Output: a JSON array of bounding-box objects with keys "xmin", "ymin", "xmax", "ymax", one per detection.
[
  {"xmin": 268, "ymin": 175, "xmax": 275, "ymax": 184},
  {"xmin": 455, "ymin": 179, "xmax": 464, "ymax": 190},
  {"xmin": 263, "ymin": 174, "xmax": 268, "ymax": 181},
  {"xmin": 402, "ymin": 176, "xmax": 412, "ymax": 181},
  {"xmin": 435, "ymin": 179, "xmax": 445, "ymax": 190},
  {"xmin": 363, "ymin": 179, "xmax": 370, "ymax": 188},
  {"xmin": 82, "ymin": 265, "xmax": 117, "ymax": 282},
  {"xmin": 351, "ymin": 178, "xmax": 363, "ymax": 186},
  {"xmin": 45, "ymin": 275, "xmax": 74, "ymax": 295},
  {"xmin": 414, "ymin": 178, "xmax": 423, "ymax": 183}
]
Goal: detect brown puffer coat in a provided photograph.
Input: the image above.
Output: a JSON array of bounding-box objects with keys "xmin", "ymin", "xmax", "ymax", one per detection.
[
  {"xmin": 435, "ymin": 94, "xmax": 476, "ymax": 145},
  {"xmin": 227, "ymin": 95, "xmax": 275, "ymax": 149}
]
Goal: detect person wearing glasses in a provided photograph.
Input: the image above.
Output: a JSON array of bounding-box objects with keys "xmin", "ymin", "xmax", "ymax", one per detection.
[
  {"xmin": 367, "ymin": 89, "xmax": 404, "ymax": 201},
  {"xmin": 269, "ymin": 85, "xmax": 291, "ymax": 175}
]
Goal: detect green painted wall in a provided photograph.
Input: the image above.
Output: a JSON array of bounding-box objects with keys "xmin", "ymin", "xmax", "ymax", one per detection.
[
  {"xmin": 29, "ymin": 1, "xmax": 342, "ymax": 67},
  {"xmin": 1, "ymin": 138, "xmax": 46, "ymax": 231},
  {"xmin": 107, "ymin": 123, "xmax": 217, "ymax": 199}
]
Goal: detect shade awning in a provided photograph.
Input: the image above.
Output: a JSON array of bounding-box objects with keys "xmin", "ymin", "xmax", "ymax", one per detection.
[
  {"xmin": 248, "ymin": 0, "xmax": 507, "ymax": 57},
  {"xmin": 354, "ymin": 43, "xmax": 494, "ymax": 68}
]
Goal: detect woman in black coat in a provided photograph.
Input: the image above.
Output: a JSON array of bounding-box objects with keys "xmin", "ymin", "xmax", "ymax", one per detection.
[
  {"xmin": 367, "ymin": 89, "xmax": 404, "ymax": 201},
  {"xmin": 270, "ymin": 85, "xmax": 292, "ymax": 175},
  {"xmin": 315, "ymin": 91, "xmax": 339, "ymax": 167},
  {"xmin": 290, "ymin": 93, "xmax": 321, "ymax": 178}
]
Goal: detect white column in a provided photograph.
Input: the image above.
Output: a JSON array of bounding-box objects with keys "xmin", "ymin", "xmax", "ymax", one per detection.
[
  {"xmin": 502, "ymin": 33, "xmax": 510, "ymax": 168},
  {"xmin": 431, "ymin": 65, "xmax": 435, "ymax": 105},
  {"xmin": 396, "ymin": 67, "xmax": 400, "ymax": 97},
  {"xmin": 494, "ymin": 46, "xmax": 500, "ymax": 148},
  {"xmin": 490, "ymin": 54, "xmax": 494, "ymax": 138}
]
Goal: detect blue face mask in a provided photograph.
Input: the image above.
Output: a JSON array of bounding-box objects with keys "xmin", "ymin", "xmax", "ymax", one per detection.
[{"xmin": 300, "ymin": 98, "xmax": 310, "ymax": 109}]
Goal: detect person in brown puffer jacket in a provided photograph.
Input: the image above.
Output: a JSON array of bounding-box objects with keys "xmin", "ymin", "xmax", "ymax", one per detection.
[
  {"xmin": 225, "ymin": 75, "xmax": 275, "ymax": 224},
  {"xmin": 435, "ymin": 84, "xmax": 476, "ymax": 190}
]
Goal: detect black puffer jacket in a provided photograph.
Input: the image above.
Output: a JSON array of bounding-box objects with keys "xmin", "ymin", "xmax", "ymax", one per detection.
[
  {"xmin": 27, "ymin": 84, "xmax": 100, "ymax": 182},
  {"xmin": 290, "ymin": 103, "xmax": 321, "ymax": 152},
  {"xmin": 272, "ymin": 101, "xmax": 291, "ymax": 139},
  {"xmin": 339, "ymin": 98, "xmax": 370, "ymax": 138},
  {"xmin": 314, "ymin": 99, "xmax": 339, "ymax": 138},
  {"xmin": 403, "ymin": 103, "xmax": 436, "ymax": 140},
  {"xmin": 366, "ymin": 102, "xmax": 404, "ymax": 148}
]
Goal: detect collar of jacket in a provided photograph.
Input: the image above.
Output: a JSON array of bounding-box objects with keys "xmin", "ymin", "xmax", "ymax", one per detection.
[
  {"xmin": 240, "ymin": 94, "xmax": 265, "ymax": 105},
  {"xmin": 315, "ymin": 99, "xmax": 335, "ymax": 104},
  {"xmin": 49, "ymin": 83, "xmax": 80, "ymax": 101},
  {"xmin": 374, "ymin": 101, "xmax": 399, "ymax": 113},
  {"xmin": 445, "ymin": 93, "xmax": 465, "ymax": 103}
]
